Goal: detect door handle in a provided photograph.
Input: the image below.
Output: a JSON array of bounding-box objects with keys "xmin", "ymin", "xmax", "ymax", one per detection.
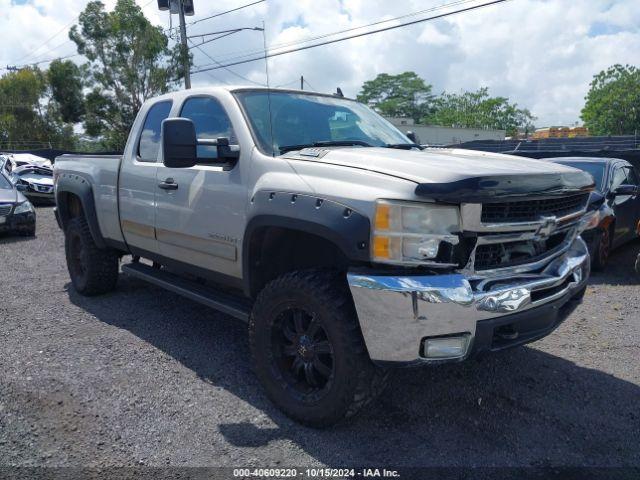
[{"xmin": 158, "ymin": 178, "xmax": 178, "ymax": 190}]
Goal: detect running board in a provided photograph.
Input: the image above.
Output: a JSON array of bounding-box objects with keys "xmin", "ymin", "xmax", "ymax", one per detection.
[{"xmin": 121, "ymin": 263, "xmax": 251, "ymax": 322}]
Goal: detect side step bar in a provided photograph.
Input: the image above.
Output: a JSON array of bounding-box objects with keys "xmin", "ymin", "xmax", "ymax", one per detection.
[{"xmin": 122, "ymin": 263, "xmax": 252, "ymax": 322}]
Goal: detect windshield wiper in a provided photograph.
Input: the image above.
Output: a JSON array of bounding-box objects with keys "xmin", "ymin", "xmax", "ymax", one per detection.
[
  {"xmin": 279, "ymin": 140, "xmax": 372, "ymax": 154},
  {"xmin": 384, "ymin": 143, "xmax": 423, "ymax": 150}
]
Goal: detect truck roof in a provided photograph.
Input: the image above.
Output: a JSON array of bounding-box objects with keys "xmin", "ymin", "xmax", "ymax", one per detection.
[{"xmin": 151, "ymin": 86, "xmax": 357, "ymax": 103}]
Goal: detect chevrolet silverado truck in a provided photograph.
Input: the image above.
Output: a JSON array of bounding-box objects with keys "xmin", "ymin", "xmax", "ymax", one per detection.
[{"xmin": 54, "ymin": 87, "xmax": 595, "ymax": 427}]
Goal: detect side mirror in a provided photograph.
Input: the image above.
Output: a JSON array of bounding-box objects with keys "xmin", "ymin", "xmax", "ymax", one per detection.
[
  {"xmin": 215, "ymin": 137, "xmax": 240, "ymax": 161},
  {"xmin": 16, "ymin": 184, "xmax": 26, "ymax": 192},
  {"xmin": 162, "ymin": 118, "xmax": 197, "ymax": 168},
  {"xmin": 612, "ymin": 184, "xmax": 637, "ymax": 197},
  {"xmin": 406, "ymin": 131, "xmax": 418, "ymax": 144}
]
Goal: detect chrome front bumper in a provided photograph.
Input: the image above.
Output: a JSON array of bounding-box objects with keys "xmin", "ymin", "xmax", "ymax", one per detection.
[{"xmin": 347, "ymin": 237, "xmax": 590, "ymax": 365}]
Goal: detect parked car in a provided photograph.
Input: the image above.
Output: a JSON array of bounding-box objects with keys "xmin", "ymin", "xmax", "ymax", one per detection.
[
  {"xmin": 546, "ymin": 157, "xmax": 640, "ymax": 270},
  {"xmin": 10, "ymin": 163, "xmax": 55, "ymax": 204},
  {"xmin": 7, "ymin": 153, "xmax": 52, "ymax": 169},
  {"xmin": 54, "ymin": 87, "xmax": 594, "ymax": 427},
  {"xmin": 0, "ymin": 170, "xmax": 36, "ymax": 236}
]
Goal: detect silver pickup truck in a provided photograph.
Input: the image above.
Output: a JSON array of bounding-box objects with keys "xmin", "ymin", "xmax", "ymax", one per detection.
[{"xmin": 54, "ymin": 87, "xmax": 594, "ymax": 427}]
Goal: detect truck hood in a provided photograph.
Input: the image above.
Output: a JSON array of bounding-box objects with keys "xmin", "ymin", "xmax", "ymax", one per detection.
[{"xmin": 285, "ymin": 147, "xmax": 594, "ymax": 201}]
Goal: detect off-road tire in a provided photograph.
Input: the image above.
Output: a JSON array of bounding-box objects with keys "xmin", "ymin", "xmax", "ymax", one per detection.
[
  {"xmin": 65, "ymin": 216, "xmax": 119, "ymax": 296},
  {"xmin": 249, "ymin": 269, "xmax": 389, "ymax": 428}
]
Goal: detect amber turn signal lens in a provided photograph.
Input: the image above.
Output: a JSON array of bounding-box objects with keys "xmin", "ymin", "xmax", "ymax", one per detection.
[
  {"xmin": 375, "ymin": 203, "xmax": 390, "ymax": 230},
  {"xmin": 373, "ymin": 235, "xmax": 390, "ymax": 259}
]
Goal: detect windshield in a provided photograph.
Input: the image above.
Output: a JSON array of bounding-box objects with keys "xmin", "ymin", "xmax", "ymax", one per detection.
[
  {"xmin": 0, "ymin": 173, "xmax": 12, "ymax": 189},
  {"xmin": 234, "ymin": 91, "xmax": 410, "ymax": 155},
  {"xmin": 557, "ymin": 162, "xmax": 606, "ymax": 190}
]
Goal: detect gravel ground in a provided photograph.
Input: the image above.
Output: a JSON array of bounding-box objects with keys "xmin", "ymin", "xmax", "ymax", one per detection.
[{"xmin": 0, "ymin": 206, "xmax": 639, "ymax": 468}]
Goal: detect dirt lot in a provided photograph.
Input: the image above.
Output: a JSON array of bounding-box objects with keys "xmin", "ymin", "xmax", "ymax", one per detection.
[{"xmin": 1, "ymin": 206, "xmax": 639, "ymax": 468}]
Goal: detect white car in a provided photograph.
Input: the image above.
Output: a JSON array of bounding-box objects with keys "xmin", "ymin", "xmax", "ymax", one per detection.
[
  {"xmin": 11, "ymin": 164, "xmax": 55, "ymax": 204},
  {"xmin": 8, "ymin": 153, "xmax": 52, "ymax": 169}
]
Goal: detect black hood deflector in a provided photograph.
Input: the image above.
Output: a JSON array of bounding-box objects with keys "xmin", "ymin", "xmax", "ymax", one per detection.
[{"xmin": 415, "ymin": 171, "xmax": 595, "ymax": 203}]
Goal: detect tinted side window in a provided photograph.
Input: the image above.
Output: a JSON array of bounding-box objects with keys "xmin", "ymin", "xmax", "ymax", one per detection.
[
  {"xmin": 611, "ymin": 167, "xmax": 627, "ymax": 190},
  {"xmin": 0, "ymin": 172, "xmax": 11, "ymax": 189},
  {"xmin": 138, "ymin": 101, "xmax": 172, "ymax": 162},
  {"xmin": 624, "ymin": 167, "xmax": 639, "ymax": 186},
  {"xmin": 180, "ymin": 97, "xmax": 236, "ymax": 161}
]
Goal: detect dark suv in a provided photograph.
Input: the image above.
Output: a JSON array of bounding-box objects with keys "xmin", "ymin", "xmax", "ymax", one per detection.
[
  {"xmin": 0, "ymin": 171, "xmax": 36, "ymax": 237},
  {"xmin": 546, "ymin": 157, "xmax": 640, "ymax": 270}
]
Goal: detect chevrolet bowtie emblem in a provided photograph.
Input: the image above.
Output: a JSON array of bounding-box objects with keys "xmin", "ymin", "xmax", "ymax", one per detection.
[{"xmin": 536, "ymin": 216, "xmax": 558, "ymax": 239}]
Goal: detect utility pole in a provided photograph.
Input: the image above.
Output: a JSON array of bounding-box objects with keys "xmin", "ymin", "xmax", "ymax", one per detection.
[
  {"xmin": 158, "ymin": 0, "xmax": 193, "ymax": 89},
  {"xmin": 177, "ymin": 0, "xmax": 191, "ymax": 89}
]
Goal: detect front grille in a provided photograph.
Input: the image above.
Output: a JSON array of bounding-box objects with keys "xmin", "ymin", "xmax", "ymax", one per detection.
[
  {"xmin": 0, "ymin": 204, "xmax": 12, "ymax": 216},
  {"xmin": 474, "ymin": 232, "xmax": 567, "ymax": 270},
  {"xmin": 481, "ymin": 193, "xmax": 588, "ymax": 223}
]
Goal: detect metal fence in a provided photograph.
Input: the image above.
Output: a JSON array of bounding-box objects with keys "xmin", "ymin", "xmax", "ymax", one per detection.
[
  {"xmin": 451, "ymin": 135, "xmax": 640, "ymax": 169},
  {"xmin": 0, "ymin": 148, "xmax": 121, "ymax": 162}
]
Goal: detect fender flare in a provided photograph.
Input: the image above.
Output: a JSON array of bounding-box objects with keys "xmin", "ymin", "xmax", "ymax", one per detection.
[
  {"xmin": 55, "ymin": 173, "xmax": 107, "ymax": 249},
  {"xmin": 242, "ymin": 191, "xmax": 371, "ymax": 295}
]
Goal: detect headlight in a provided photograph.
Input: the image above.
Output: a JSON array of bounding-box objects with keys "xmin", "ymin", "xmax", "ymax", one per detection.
[
  {"xmin": 14, "ymin": 201, "xmax": 34, "ymax": 214},
  {"xmin": 580, "ymin": 209, "xmax": 600, "ymax": 232},
  {"xmin": 372, "ymin": 200, "xmax": 461, "ymax": 265}
]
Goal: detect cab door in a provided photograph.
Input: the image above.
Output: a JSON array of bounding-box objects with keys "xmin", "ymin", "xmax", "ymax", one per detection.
[
  {"xmin": 154, "ymin": 95, "xmax": 249, "ymax": 281},
  {"xmin": 622, "ymin": 165, "xmax": 640, "ymax": 238},
  {"xmin": 609, "ymin": 164, "xmax": 639, "ymax": 247},
  {"xmin": 119, "ymin": 100, "xmax": 173, "ymax": 253}
]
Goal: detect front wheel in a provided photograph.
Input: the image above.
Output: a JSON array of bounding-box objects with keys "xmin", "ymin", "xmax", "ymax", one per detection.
[{"xmin": 249, "ymin": 270, "xmax": 388, "ymax": 428}]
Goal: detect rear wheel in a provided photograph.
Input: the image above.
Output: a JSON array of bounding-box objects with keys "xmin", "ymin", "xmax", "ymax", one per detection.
[
  {"xmin": 249, "ymin": 270, "xmax": 388, "ymax": 428},
  {"xmin": 65, "ymin": 217, "xmax": 119, "ymax": 296}
]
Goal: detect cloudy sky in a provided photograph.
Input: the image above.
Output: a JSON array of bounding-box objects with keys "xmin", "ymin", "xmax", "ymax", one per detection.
[{"xmin": 1, "ymin": 0, "xmax": 639, "ymax": 126}]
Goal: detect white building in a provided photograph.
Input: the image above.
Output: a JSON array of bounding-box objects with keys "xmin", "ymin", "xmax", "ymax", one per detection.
[{"xmin": 386, "ymin": 117, "xmax": 505, "ymax": 145}]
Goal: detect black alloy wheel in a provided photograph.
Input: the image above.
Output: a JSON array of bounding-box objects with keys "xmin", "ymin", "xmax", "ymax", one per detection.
[
  {"xmin": 271, "ymin": 307, "xmax": 334, "ymax": 399},
  {"xmin": 593, "ymin": 227, "xmax": 611, "ymax": 271}
]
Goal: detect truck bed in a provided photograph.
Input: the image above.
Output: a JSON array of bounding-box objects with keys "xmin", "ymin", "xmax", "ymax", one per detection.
[{"xmin": 54, "ymin": 154, "xmax": 123, "ymax": 244}]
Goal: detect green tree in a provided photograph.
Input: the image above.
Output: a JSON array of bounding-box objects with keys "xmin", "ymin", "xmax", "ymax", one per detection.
[
  {"xmin": 357, "ymin": 72, "xmax": 434, "ymax": 122},
  {"xmin": 48, "ymin": 59, "xmax": 85, "ymax": 124},
  {"xmin": 0, "ymin": 68, "xmax": 75, "ymax": 150},
  {"xmin": 581, "ymin": 64, "xmax": 640, "ymax": 135},
  {"xmin": 67, "ymin": 0, "xmax": 187, "ymax": 150},
  {"xmin": 425, "ymin": 88, "xmax": 535, "ymax": 137}
]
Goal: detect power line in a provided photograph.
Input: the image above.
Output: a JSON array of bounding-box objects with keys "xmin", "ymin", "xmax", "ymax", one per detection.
[
  {"xmin": 24, "ymin": 40, "xmax": 75, "ymax": 65},
  {"xmin": 13, "ymin": 17, "xmax": 78, "ymax": 65},
  {"xmin": 193, "ymin": 0, "xmax": 510, "ymax": 74},
  {"xmin": 197, "ymin": 0, "xmax": 478, "ymax": 67},
  {"xmin": 273, "ymin": 79, "xmax": 300, "ymax": 89},
  {"xmin": 303, "ymin": 79, "xmax": 318, "ymax": 91},
  {"xmin": 188, "ymin": 39, "xmax": 264, "ymax": 86},
  {"xmin": 188, "ymin": 0, "xmax": 265, "ymax": 26},
  {"xmin": 188, "ymin": 27, "xmax": 263, "ymax": 48},
  {"xmin": 9, "ymin": 0, "xmax": 155, "ymax": 67}
]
